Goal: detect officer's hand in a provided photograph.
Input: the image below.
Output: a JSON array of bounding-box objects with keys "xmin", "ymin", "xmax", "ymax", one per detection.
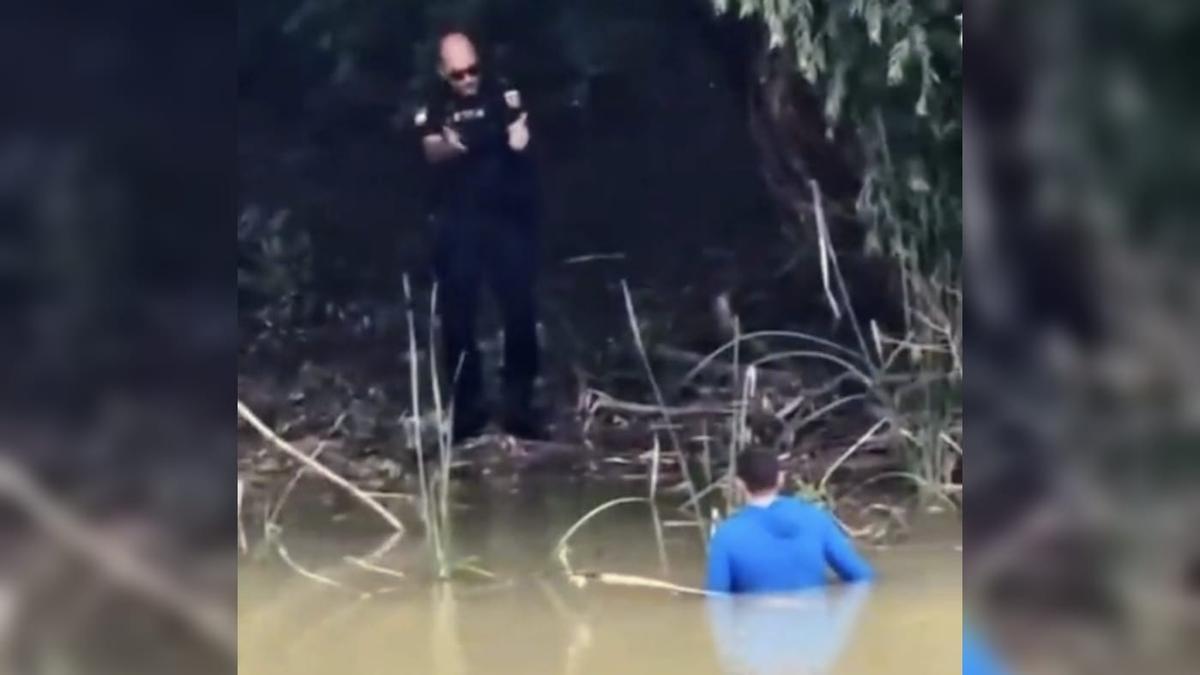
[
  {"xmin": 443, "ymin": 126, "xmax": 468, "ymax": 154},
  {"xmin": 507, "ymin": 113, "xmax": 530, "ymax": 152}
]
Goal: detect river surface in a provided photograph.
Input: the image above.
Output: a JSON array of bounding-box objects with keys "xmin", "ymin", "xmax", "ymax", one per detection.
[{"xmin": 238, "ymin": 480, "xmax": 962, "ymax": 674}]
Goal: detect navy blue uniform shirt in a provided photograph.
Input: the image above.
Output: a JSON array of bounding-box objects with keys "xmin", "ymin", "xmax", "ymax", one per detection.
[{"xmin": 414, "ymin": 77, "xmax": 532, "ymax": 216}]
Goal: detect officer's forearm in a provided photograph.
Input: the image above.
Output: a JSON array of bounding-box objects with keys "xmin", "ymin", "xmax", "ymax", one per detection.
[{"xmin": 422, "ymin": 136, "xmax": 463, "ymax": 163}]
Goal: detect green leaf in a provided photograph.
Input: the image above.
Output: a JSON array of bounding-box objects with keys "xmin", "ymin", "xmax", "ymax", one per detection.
[
  {"xmin": 908, "ymin": 160, "xmax": 931, "ymax": 193},
  {"xmin": 796, "ymin": 30, "xmax": 818, "ymax": 83},
  {"xmin": 824, "ymin": 62, "xmax": 848, "ymax": 127},
  {"xmin": 865, "ymin": 228, "xmax": 883, "ymax": 256},
  {"xmin": 887, "ymin": 0, "xmax": 914, "ymax": 31},
  {"xmin": 888, "ymin": 36, "xmax": 911, "ymax": 86},
  {"xmin": 812, "ymin": 35, "xmax": 827, "ymax": 77},
  {"xmin": 865, "ymin": 0, "xmax": 884, "ymax": 45},
  {"xmin": 768, "ymin": 13, "xmax": 786, "ymax": 49}
]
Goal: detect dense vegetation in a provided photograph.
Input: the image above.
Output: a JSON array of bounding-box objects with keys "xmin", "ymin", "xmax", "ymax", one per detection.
[{"xmin": 237, "ymin": 1, "xmax": 963, "ymax": 506}]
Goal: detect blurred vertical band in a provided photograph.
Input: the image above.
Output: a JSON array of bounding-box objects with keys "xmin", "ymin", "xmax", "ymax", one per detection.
[
  {"xmin": 966, "ymin": 1, "xmax": 1200, "ymax": 672},
  {"xmin": 0, "ymin": 2, "xmax": 235, "ymax": 673}
]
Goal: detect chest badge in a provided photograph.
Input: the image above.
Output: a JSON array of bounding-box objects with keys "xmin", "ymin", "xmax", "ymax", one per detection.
[{"xmin": 450, "ymin": 107, "xmax": 487, "ymax": 123}]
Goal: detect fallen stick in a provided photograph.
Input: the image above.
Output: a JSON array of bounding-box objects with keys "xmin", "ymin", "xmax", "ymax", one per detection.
[
  {"xmin": 266, "ymin": 440, "xmax": 331, "ymax": 530},
  {"xmin": 274, "ymin": 535, "xmax": 349, "ymax": 591},
  {"xmin": 563, "ymin": 252, "xmax": 627, "ymax": 264},
  {"xmin": 570, "ymin": 571, "xmax": 717, "ymax": 597},
  {"xmin": 479, "ymin": 438, "xmax": 594, "ymax": 473},
  {"xmin": 345, "ymin": 556, "xmax": 407, "ymax": 581},
  {"xmin": 361, "ymin": 532, "xmax": 404, "ymax": 563},
  {"xmin": 238, "ymin": 400, "xmax": 406, "ymax": 534},
  {"xmin": 0, "ymin": 457, "xmax": 236, "ymax": 655},
  {"xmin": 586, "ymin": 390, "xmax": 732, "ymax": 417}
]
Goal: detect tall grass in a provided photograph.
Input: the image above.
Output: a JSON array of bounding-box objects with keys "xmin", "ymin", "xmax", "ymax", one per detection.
[
  {"xmin": 428, "ymin": 284, "xmax": 456, "ymax": 573},
  {"xmin": 806, "ymin": 179, "xmax": 961, "ymax": 507},
  {"xmin": 668, "ymin": 180, "xmax": 961, "ymax": 511},
  {"xmin": 621, "ymin": 282, "xmax": 707, "ymax": 543},
  {"xmin": 403, "ymin": 275, "xmax": 446, "ymax": 578},
  {"xmin": 550, "ymin": 178, "xmax": 961, "ymax": 576},
  {"xmin": 403, "ymin": 275, "xmax": 475, "ymax": 581}
]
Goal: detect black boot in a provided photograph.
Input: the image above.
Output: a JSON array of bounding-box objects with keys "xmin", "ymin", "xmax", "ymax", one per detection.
[
  {"xmin": 502, "ymin": 407, "xmax": 545, "ymax": 440},
  {"xmin": 500, "ymin": 383, "xmax": 545, "ymax": 440},
  {"xmin": 451, "ymin": 404, "xmax": 489, "ymax": 444}
]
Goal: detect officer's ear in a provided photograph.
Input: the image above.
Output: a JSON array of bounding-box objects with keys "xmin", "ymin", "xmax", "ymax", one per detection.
[
  {"xmin": 435, "ymin": 55, "xmax": 452, "ymax": 82},
  {"xmin": 775, "ymin": 471, "xmax": 785, "ymax": 491}
]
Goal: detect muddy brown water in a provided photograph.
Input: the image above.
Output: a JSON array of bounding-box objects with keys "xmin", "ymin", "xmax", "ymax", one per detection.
[{"xmin": 238, "ymin": 480, "xmax": 962, "ymax": 674}]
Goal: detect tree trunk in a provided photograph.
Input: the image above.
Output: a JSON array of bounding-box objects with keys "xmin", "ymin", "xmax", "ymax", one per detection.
[{"xmin": 746, "ymin": 41, "xmax": 863, "ymax": 248}]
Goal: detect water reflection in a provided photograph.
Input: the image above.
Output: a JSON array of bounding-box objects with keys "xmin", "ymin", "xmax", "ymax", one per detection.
[
  {"xmin": 238, "ymin": 495, "xmax": 962, "ymax": 675},
  {"xmin": 706, "ymin": 583, "xmax": 872, "ymax": 674}
]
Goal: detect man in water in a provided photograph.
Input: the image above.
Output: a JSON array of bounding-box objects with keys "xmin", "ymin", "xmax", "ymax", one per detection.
[
  {"xmin": 705, "ymin": 449, "xmax": 875, "ymax": 593},
  {"xmin": 414, "ymin": 31, "xmax": 542, "ymax": 441}
]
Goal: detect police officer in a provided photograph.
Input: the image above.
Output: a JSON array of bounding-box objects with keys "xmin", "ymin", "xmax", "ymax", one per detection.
[{"xmin": 414, "ymin": 32, "xmax": 542, "ymax": 442}]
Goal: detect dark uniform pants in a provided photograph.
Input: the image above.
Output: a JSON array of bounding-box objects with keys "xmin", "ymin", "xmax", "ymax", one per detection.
[{"xmin": 433, "ymin": 205, "xmax": 538, "ymax": 427}]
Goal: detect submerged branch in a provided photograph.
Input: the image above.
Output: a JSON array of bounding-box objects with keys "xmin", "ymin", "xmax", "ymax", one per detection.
[
  {"xmin": 237, "ymin": 400, "xmax": 406, "ymax": 534},
  {"xmin": 570, "ymin": 571, "xmax": 717, "ymax": 597}
]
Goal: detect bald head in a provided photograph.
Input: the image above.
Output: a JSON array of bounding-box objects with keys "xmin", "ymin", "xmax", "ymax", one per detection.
[
  {"xmin": 439, "ymin": 33, "xmax": 476, "ymax": 66},
  {"xmin": 439, "ymin": 33, "xmax": 481, "ymax": 97}
]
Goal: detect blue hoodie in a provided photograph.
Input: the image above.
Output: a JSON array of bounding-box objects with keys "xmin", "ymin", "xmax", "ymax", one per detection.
[{"xmin": 705, "ymin": 496, "xmax": 875, "ymax": 594}]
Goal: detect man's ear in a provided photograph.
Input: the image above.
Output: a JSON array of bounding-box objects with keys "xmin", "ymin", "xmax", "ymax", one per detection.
[
  {"xmin": 734, "ymin": 477, "xmax": 748, "ymax": 498},
  {"xmin": 776, "ymin": 471, "xmax": 786, "ymax": 490}
]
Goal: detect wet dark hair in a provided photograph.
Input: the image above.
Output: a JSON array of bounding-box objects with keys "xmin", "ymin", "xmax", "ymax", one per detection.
[{"xmin": 736, "ymin": 449, "xmax": 781, "ymax": 494}]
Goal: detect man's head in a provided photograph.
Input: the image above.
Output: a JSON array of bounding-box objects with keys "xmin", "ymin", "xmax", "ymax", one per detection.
[
  {"xmin": 736, "ymin": 449, "xmax": 784, "ymax": 498},
  {"xmin": 438, "ymin": 32, "xmax": 481, "ymax": 97}
]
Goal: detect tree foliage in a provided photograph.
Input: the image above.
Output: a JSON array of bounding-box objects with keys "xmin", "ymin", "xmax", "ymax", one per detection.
[
  {"xmin": 717, "ymin": 0, "xmax": 962, "ymax": 276},
  {"xmin": 237, "ymin": 0, "xmax": 963, "ymax": 323}
]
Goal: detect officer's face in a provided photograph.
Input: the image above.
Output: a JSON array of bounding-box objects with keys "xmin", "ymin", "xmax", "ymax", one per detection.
[{"xmin": 440, "ymin": 40, "xmax": 481, "ymax": 98}]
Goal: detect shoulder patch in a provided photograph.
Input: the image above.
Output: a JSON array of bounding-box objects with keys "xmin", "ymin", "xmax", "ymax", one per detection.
[
  {"xmin": 413, "ymin": 107, "xmax": 428, "ymax": 126},
  {"xmin": 503, "ymin": 89, "xmax": 522, "ymax": 109}
]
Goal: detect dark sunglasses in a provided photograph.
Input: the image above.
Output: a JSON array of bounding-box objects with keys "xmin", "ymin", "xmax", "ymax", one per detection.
[{"xmin": 448, "ymin": 65, "xmax": 480, "ymax": 82}]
